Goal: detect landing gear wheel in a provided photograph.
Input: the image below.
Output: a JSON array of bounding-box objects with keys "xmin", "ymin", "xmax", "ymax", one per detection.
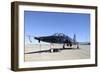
[
  {"xmin": 67, "ymin": 44, "xmax": 69, "ymax": 46},
  {"xmin": 70, "ymin": 43, "xmax": 72, "ymax": 47}
]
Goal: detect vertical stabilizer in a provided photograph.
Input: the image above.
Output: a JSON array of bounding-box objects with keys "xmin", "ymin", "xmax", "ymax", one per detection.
[{"xmin": 73, "ymin": 34, "xmax": 76, "ymax": 44}]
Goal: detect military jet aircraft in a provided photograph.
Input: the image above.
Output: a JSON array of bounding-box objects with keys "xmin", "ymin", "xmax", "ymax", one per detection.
[
  {"xmin": 34, "ymin": 33, "xmax": 79, "ymax": 49},
  {"xmin": 25, "ymin": 33, "xmax": 79, "ymax": 54}
]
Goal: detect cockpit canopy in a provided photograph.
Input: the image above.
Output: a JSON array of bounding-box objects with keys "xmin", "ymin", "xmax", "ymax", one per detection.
[
  {"xmin": 52, "ymin": 33, "xmax": 73, "ymax": 42},
  {"xmin": 53, "ymin": 33, "xmax": 66, "ymax": 37}
]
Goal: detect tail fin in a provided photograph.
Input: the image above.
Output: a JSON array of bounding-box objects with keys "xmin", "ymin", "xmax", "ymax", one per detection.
[{"xmin": 73, "ymin": 34, "xmax": 76, "ymax": 44}]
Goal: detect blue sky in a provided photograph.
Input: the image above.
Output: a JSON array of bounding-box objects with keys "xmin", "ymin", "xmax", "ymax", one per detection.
[{"xmin": 24, "ymin": 11, "xmax": 90, "ymax": 44}]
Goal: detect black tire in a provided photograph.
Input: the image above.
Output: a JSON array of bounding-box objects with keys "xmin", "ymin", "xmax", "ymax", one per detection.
[
  {"xmin": 67, "ymin": 44, "xmax": 69, "ymax": 46},
  {"xmin": 70, "ymin": 43, "xmax": 72, "ymax": 47}
]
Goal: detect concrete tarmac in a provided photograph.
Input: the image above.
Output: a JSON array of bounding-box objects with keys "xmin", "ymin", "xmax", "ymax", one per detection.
[{"xmin": 24, "ymin": 44, "xmax": 90, "ymax": 62}]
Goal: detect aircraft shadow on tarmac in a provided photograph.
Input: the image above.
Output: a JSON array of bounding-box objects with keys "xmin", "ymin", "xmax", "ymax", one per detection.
[{"xmin": 25, "ymin": 47, "xmax": 79, "ymax": 54}]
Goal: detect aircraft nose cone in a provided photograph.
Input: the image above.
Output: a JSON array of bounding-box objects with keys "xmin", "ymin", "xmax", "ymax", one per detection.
[{"xmin": 34, "ymin": 37, "xmax": 39, "ymax": 40}]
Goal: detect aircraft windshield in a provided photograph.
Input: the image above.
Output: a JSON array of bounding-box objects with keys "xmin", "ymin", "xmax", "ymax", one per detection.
[{"xmin": 53, "ymin": 33, "xmax": 66, "ymax": 37}]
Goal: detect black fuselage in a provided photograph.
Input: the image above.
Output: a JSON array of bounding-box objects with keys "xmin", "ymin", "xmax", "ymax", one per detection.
[{"xmin": 34, "ymin": 34, "xmax": 73, "ymax": 48}]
